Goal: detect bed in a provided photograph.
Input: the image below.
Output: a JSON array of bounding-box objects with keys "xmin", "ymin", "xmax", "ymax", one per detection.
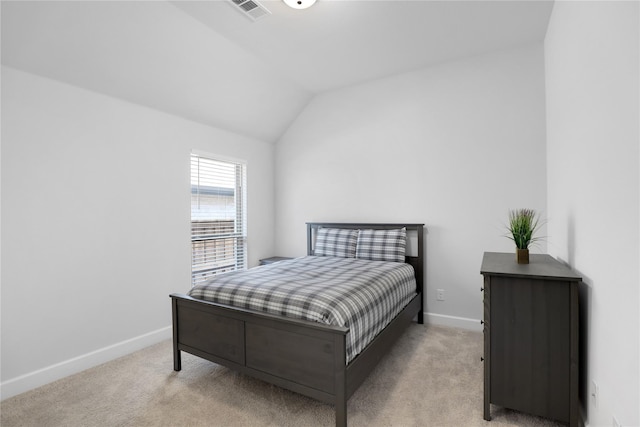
[{"xmin": 170, "ymin": 222, "xmax": 424, "ymax": 427}]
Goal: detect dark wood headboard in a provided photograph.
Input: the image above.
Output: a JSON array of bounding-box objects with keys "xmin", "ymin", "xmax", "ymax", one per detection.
[{"xmin": 305, "ymin": 222, "xmax": 425, "ymax": 298}]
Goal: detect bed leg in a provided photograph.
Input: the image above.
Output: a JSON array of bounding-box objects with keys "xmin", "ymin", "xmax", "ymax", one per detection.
[
  {"xmin": 418, "ymin": 310, "xmax": 424, "ymax": 325},
  {"xmin": 171, "ymin": 296, "xmax": 182, "ymax": 371},
  {"xmin": 334, "ymin": 333, "xmax": 347, "ymax": 427},
  {"xmin": 336, "ymin": 398, "xmax": 347, "ymax": 427},
  {"xmin": 173, "ymin": 347, "xmax": 182, "ymax": 371}
]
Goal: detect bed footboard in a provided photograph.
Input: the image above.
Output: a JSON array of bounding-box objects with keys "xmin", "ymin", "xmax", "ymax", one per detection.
[
  {"xmin": 171, "ymin": 291, "xmax": 421, "ymax": 427},
  {"xmin": 171, "ymin": 293, "xmax": 350, "ymax": 424}
]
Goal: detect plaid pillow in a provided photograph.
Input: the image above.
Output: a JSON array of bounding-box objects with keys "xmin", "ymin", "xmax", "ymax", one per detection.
[
  {"xmin": 356, "ymin": 228, "xmax": 406, "ymax": 262},
  {"xmin": 314, "ymin": 228, "xmax": 358, "ymax": 258}
]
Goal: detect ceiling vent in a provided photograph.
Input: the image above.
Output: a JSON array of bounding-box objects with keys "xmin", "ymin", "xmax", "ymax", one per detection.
[{"xmin": 230, "ymin": 0, "xmax": 271, "ymax": 21}]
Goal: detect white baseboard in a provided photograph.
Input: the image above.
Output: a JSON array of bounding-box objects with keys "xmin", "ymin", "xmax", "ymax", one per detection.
[
  {"xmin": 1, "ymin": 326, "xmax": 172, "ymax": 401},
  {"xmin": 424, "ymin": 312, "xmax": 483, "ymax": 332}
]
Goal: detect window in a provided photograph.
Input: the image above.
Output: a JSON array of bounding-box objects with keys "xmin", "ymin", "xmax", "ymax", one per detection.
[{"xmin": 191, "ymin": 153, "xmax": 247, "ymax": 286}]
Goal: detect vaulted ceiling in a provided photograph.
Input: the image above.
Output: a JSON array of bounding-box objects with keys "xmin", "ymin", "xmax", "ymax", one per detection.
[{"xmin": 1, "ymin": 0, "xmax": 554, "ymax": 142}]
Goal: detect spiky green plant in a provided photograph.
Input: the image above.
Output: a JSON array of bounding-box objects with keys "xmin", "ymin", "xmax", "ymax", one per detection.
[{"xmin": 506, "ymin": 209, "xmax": 542, "ymax": 249}]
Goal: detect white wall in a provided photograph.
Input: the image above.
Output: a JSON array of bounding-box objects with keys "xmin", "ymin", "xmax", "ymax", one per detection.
[
  {"xmin": 275, "ymin": 44, "xmax": 547, "ymax": 328},
  {"xmin": 1, "ymin": 1, "xmax": 312, "ymax": 143},
  {"xmin": 545, "ymin": 2, "xmax": 640, "ymax": 426},
  {"xmin": 0, "ymin": 66, "xmax": 276, "ymax": 399}
]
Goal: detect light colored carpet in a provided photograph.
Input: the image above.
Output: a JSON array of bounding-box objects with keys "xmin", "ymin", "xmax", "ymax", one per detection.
[{"xmin": 1, "ymin": 324, "xmax": 566, "ymax": 427}]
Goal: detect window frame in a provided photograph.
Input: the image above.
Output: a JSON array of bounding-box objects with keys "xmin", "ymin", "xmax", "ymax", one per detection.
[{"xmin": 190, "ymin": 151, "xmax": 247, "ymax": 286}]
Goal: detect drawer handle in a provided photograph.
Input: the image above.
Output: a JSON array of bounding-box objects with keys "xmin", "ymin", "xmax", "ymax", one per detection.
[
  {"xmin": 481, "ymin": 287, "xmax": 484, "ymax": 292},
  {"xmin": 481, "ymin": 357, "xmax": 484, "ymax": 362},
  {"xmin": 480, "ymin": 320, "xmax": 484, "ymax": 325}
]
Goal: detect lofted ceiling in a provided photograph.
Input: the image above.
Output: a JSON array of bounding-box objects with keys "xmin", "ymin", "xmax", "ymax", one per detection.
[{"xmin": 1, "ymin": 0, "xmax": 554, "ymax": 142}]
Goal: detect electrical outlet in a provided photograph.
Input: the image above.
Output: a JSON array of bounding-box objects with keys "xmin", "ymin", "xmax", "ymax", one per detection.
[
  {"xmin": 612, "ymin": 415, "xmax": 622, "ymax": 427},
  {"xmin": 436, "ymin": 289, "xmax": 445, "ymax": 301},
  {"xmin": 591, "ymin": 380, "xmax": 598, "ymax": 408}
]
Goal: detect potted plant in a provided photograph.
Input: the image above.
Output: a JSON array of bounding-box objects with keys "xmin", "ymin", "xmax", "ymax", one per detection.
[{"xmin": 506, "ymin": 208, "xmax": 542, "ymax": 264}]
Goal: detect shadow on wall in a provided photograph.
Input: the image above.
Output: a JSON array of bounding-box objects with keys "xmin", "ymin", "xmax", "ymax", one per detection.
[
  {"xmin": 567, "ymin": 211, "xmax": 576, "ymax": 267},
  {"xmin": 578, "ymin": 281, "xmax": 591, "ymax": 423},
  {"xmin": 562, "ymin": 212, "xmax": 592, "ymax": 424}
]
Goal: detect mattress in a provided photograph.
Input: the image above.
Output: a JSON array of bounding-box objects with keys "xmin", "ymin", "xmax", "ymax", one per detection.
[{"xmin": 188, "ymin": 255, "xmax": 417, "ymax": 363}]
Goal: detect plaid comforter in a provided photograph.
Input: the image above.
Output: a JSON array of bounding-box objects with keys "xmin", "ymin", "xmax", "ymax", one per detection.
[{"xmin": 188, "ymin": 256, "xmax": 417, "ymax": 363}]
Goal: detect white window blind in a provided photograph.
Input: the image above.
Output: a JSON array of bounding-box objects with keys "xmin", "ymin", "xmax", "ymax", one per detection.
[{"xmin": 191, "ymin": 153, "xmax": 247, "ymax": 286}]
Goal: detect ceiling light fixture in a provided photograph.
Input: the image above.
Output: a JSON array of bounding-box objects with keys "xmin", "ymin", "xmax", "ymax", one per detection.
[{"xmin": 283, "ymin": 0, "xmax": 316, "ymax": 10}]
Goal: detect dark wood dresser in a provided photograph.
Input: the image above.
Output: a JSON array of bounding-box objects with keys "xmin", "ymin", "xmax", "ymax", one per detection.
[{"xmin": 481, "ymin": 252, "xmax": 581, "ymax": 426}]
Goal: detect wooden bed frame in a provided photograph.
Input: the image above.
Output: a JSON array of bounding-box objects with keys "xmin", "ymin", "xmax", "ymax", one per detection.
[{"xmin": 170, "ymin": 222, "xmax": 424, "ymax": 427}]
